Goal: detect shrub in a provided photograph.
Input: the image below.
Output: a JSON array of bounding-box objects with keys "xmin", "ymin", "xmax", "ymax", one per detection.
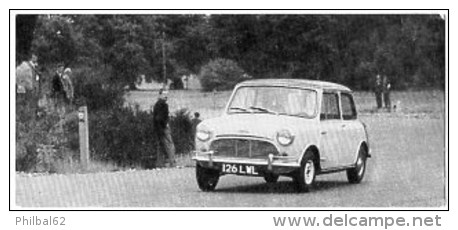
[
  {"xmin": 87, "ymin": 106, "xmax": 194, "ymax": 169},
  {"xmin": 16, "ymin": 94, "xmax": 78, "ymax": 173},
  {"xmin": 16, "ymin": 68, "xmax": 195, "ymax": 172},
  {"xmin": 87, "ymin": 106, "xmax": 154, "ymax": 168},
  {"xmin": 199, "ymin": 58, "xmax": 246, "ymax": 92},
  {"xmin": 170, "ymin": 109, "xmax": 193, "ymax": 154}
]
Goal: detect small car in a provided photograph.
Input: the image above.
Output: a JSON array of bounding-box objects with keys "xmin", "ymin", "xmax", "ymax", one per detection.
[{"xmin": 193, "ymin": 79, "xmax": 370, "ymax": 192}]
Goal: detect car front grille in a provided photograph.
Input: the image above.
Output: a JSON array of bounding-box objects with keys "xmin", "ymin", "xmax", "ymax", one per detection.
[{"xmin": 210, "ymin": 138, "xmax": 278, "ymax": 159}]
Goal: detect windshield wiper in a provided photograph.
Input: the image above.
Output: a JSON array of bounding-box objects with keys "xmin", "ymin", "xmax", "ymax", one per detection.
[
  {"xmin": 249, "ymin": 106, "xmax": 277, "ymax": 114},
  {"xmin": 229, "ymin": 107, "xmax": 248, "ymax": 112}
]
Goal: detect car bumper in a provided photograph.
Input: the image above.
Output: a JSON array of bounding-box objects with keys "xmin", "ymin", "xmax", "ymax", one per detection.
[{"xmin": 192, "ymin": 151, "xmax": 301, "ymax": 175}]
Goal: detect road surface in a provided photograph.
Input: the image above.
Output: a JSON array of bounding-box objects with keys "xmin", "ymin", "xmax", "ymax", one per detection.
[{"xmin": 15, "ymin": 116, "xmax": 446, "ymax": 208}]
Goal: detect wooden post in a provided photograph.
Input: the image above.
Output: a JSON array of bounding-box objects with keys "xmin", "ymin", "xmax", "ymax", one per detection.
[{"xmin": 78, "ymin": 106, "xmax": 90, "ymax": 168}]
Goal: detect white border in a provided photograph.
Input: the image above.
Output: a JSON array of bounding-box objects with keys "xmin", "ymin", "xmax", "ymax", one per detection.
[{"xmin": 5, "ymin": 8, "xmax": 452, "ymax": 230}]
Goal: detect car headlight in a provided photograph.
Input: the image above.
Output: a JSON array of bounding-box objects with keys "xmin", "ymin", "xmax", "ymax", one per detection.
[
  {"xmin": 196, "ymin": 129, "xmax": 212, "ymax": 142},
  {"xmin": 276, "ymin": 129, "xmax": 295, "ymax": 146}
]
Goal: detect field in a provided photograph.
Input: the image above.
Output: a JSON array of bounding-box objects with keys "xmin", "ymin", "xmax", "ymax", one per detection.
[
  {"xmin": 15, "ymin": 89, "xmax": 446, "ymax": 208},
  {"xmin": 125, "ymin": 89, "xmax": 445, "ymax": 119}
]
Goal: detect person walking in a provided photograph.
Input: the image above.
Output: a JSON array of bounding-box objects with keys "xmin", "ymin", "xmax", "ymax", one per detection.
[
  {"xmin": 152, "ymin": 89, "xmax": 176, "ymax": 167},
  {"xmin": 382, "ymin": 75, "xmax": 391, "ymax": 112},
  {"xmin": 374, "ymin": 74, "xmax": 383, "ymax": 109}
]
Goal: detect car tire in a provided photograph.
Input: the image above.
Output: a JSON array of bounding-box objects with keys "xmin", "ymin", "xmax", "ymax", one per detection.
[
  {"xmin": 346, "ymin": 146, "xmax": 367, "ymax": 184},
  {"xmin": 294, "ymin": 151, "xmax": 317, "ymax": 192},
  {"xmin": 196, "ymin": 163, "xmax": 220, "ymax": 191},
  {"xmin": 264, "ymin": 173, "xmax": 279, "ymax": 183}
]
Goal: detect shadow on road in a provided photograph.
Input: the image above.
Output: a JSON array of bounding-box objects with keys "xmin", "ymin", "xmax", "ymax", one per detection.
[{"xmin": 214, "ymin": 179, "xmax": 353, "ymax": 194}]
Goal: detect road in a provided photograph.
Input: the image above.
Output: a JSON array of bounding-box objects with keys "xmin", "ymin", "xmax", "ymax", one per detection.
[{"xmin": 15, "ymin": 115, "xmax": 446, "ymax": 208}]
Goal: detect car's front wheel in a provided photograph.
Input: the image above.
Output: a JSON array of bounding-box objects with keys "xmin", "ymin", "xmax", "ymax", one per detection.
[
  {"xmin": 294, "ymin": 151, "xmax": 317, "ymax": 192},
  {"xmin": 196, "ymin": 164, "xmax": 220, "ymax": 191},
  {"xmin": 346, "ymin": 146, "xmax": 367, "ymax": 184}
]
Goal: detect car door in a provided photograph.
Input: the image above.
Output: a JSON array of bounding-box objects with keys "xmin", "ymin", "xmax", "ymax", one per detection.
[
  {"xmin": 339, "ymin": 92, "xmax": 361, "ymax": 165},
  {"xmin": 319, "ymin": 92, "xmax": 343, "ymax": 168}
]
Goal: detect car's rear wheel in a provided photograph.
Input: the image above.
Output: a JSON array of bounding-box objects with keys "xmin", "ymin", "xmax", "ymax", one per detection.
[
  {"xmin": 346, "ymin": 146, "xmax": 367, "ymax": 184},
  {"xmin": 264, "ymin": 173, "xmax": 279, "ymax": 183},
  {"xmin": 294, "ymin": 151, "xmax": 316, "ymax": 192},
  {"xmin": 196, "ymin": 163, "xmax": 220, "ymax": 191}
]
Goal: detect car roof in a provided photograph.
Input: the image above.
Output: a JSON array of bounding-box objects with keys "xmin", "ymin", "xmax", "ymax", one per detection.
[{"xmin": 237, "ymin": 79, "xmax": 351, "ymax": 92}]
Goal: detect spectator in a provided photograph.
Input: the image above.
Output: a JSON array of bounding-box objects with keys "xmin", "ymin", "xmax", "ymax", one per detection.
[
  {"xmin": 191, "ymin": 112, "xmax": 202, "ymax": 146},
  {"xmin": 51, "ymin": 63, "xmax": 66, "ymax": 101},
  {"xmin": 51, "ymin": 63, "xmax": 68, "ymax": 114},
  {"xmin": 61, "ymin": 68, "xmax": 74, "ymax": 104},
  {"xmin": 16, "ymin": 54, "xmax": 41, "ymax": 117},
  {"xmin": 16, "ymin": 54, "xmax": 40, "ymax": 94},
  {"xmin": 152, "ymin": 89, "xmax": 176, "ymax": 167},
  {"xmin": 374, "ymin": 74, "xmax": 383, "ymax": 109},
  {"xmin": 382, "ymin": 75, "xmax": 391, "ymax": 112}
]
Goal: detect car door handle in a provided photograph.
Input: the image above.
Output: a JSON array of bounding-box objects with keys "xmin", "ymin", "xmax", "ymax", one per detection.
[
  {"xmin": 341, "ymin": 124, "xmax": 346, "ymax": 128},
  {"xmin": 321, "ymin": 131, "xmax": 327, "ymax": 135}
]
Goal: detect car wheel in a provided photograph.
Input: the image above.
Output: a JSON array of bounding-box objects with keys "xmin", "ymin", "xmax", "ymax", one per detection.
[
  {"xmin": 294, "ymin": 151, "xmax": 317, "ymax": 192},
  {"xmin": 196, "ymin": 163, "xmax": 220, "ymax": 191},
  {"xmin": 264, "ymin": 173, "xmax": 279, "ymax": 183},
  {"xmin": 346, "ymin": 146, "xmax": 367, "ymax": 184}
]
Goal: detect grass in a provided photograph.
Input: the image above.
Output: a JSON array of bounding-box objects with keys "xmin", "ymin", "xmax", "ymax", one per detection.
[
  {"xmin": 125, "ymin": 89, "xmax": 445, "ymax": 119},
  {"xmin": 125, "ymin": 90, "xmax": 231, "ymax": 119}
]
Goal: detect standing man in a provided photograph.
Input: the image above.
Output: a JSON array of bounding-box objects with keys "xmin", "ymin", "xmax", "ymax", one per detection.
[
  {"xmin": 152, "ymin": 89, "xmax": 176, "ymax": 167},
  {"xmin": 61, "ymin": 68, "xmax": 74, "ymax": 104},
  {"xmin": 16, "ymin": 54, "xmax": 41, "ymax": 117},
  {"xmin": 16, "ymin": 54, "xmax": 40, "ymax": 94},
  {"xmin": 51, "ymin": 63, "xmax": 66, "ymax": 101},
  {"xmin": 382, "ymin": 75, "xmax": 391, "ymax": 112},
  {"xmin": 374, "ymin": 74, "xmax": 383, "ymax": 109},
  {"xmin": 51, "ymin": 63, "xmax": 67, "ymax": 114},
  {"xmin": 191, "ymin": 112, "xmax": 202, "ymax": 149}
]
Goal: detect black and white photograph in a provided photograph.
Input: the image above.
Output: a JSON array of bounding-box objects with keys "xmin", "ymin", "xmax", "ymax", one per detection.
[{"xmin": 11, "ymin": 10, "xmax": 447, "ymax": 212}]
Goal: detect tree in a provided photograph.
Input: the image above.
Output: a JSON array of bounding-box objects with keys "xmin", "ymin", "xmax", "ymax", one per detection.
[
  {"xmin": 25, "ymin": 14, "xmax": 445, "ymax": 91},
  {"xmin": 199, "ymin": 58, "xmax": 246, "ymax": 91},
  {"xmin": 16, "ymin": 15, "xmax": 38, "ymax": 64}
]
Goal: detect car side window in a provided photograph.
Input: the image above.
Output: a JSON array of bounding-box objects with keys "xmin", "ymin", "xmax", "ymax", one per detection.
[
  {"xmin": 341, "ymin": 93, "xmax": 357, "ymax": 120},
  {"xmin": 320, "ymin": 92, "xmax": 340, "ymax": 120}
]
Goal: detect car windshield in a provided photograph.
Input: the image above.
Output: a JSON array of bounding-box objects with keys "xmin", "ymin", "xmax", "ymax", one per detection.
[{"xmin": 227, "ymin": 86, "xmax": 317, "ymax": 118}]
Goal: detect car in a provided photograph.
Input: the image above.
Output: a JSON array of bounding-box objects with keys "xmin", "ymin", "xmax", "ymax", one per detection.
[{"xmin": 193, "ymin": 79, "xmax": 370, "ymax": 192}]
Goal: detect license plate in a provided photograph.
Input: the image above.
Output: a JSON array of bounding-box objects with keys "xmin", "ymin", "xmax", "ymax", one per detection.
[{"xmin": 221, "ymin": 163, "xmax": 259, "ymax": 175}]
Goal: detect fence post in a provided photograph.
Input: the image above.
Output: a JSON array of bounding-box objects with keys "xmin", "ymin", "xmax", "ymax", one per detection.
[{"xmin": 78, "ymin": 106, "xmax": 90, "ymax": 168}]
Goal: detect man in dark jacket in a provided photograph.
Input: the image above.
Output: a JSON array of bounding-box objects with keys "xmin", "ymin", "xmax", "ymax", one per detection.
[
  {"xmin": 374, "ymin": 74, "xmax": 383, "ymax": 109},
  {"xmin": 153, "ymin": 89, "xmax": 176, "ymax": 167},
  {"xmin": 51, "ymin": 63, "xmax": 66, "ymax": 101},
  {"xmin": 382, "ymin": 75, "xmax": 391, "ymax": 112}
]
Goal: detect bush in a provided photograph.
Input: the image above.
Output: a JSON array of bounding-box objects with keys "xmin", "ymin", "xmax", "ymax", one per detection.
[
  {"xmin": 170, "ymin": 109, "xmax": 193, "ymax": 154},
  {"xmin": 199, "ymin": 58, "xmax": 246, "ymax": 92},
  {"xmin": 16, "ymin": 94, "xmax": 78, "ymax": 173},
  {"xmin": 88, "ymin": 106, "xmax": 194, "ymax": 169},
  {"xmin": 16, "ymin": 65, "xmax": 195, "ymax": 172},
  {"xmin": 87, "ymin": 106, "xmax": 154, "ymax": 168}
]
